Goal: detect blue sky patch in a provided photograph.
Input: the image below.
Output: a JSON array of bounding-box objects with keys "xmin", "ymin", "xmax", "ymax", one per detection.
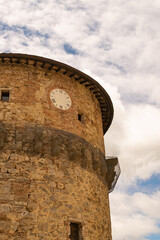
[
  {"xmin": 0, "ymin": 22, "xmax": 19, "ymax": 33},
  {"xmin": 128, "ymin": 174, "xmax": 160, "ymax": 194},
  {"xmin": 146, "ymin": 233, "xmax": 160, "ymax": 240},
  {"xmin": 106, "ymin": 60, "xmax": 126, "ymax": 73},
  {"xmin": 4, "ymin": 49, "xmax": 10, "ymax": 53},
  {"xmin": 0, "ymin": 21, "xmax": 49, "ymax": 40},
  {"xmin": 137, "ymin": 174, "xmax": 160, "ymax": 193},
  {"xmin": 120, "ymin": 90, "xmax": 158, "ymax": 106},
  {"xmin": 22, "ymin": 42, "xmax": 28, "ymax": 47},
  {"xmin": 64, "ymin": 43, "xmax": 79, "ymax": 55},
  {"xmin": 121, "ymin": 91, "xmax": 149, "ymax": 105}
]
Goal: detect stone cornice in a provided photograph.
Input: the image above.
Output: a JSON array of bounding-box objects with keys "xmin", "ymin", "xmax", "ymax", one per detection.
[{"xmin": 0, "ymin": 53, "xmax": 113, "ymax": 134}]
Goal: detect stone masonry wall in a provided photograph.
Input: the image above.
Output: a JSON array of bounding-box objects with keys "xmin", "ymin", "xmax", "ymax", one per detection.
[
  {"xmin": 0, "ymin": 151, "xmax": 112, "ymax": 240},
  {"xmin": 0, "ymin": 61, "xmax": 105, "ymax": 152},
  {"xmin": 0, "ymin": 61, "xmax": 112, "ymax": 240},
  {"xmin": 0, "ymin": 123, "xmax": 108, "ymax": 184}
]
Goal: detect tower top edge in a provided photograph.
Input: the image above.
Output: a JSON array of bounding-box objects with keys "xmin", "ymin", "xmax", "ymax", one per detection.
[{"xmin": 0, "ymin": 52, "xmax": 113, "ymax": 133}]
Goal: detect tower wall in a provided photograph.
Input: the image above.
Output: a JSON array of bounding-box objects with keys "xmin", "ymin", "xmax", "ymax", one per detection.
[
  {"xmin": 0, "ymin": 61, "xmax": 104, "ymax": 152},
  {"xmin": 0, "ymin": 57, "xmax": 112, "ymax": 240}
]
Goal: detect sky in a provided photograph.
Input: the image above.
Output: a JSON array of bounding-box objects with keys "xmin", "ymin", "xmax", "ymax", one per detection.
[{"xmin": 0, "ymin": 0, "xmax": 160, "ymax": 239}]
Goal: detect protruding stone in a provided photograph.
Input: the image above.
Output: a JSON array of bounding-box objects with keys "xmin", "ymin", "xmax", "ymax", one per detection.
[
  {"xmin": 15, "ymin": 141, "xmax": 23, "ymax": 151},
  {"xmin": 0, "ymin": 124, "xmax": 7, "ymax": 148},
  {"xmin": 51, "ymin": 134, "xmax": 61, "ymax": 157},
  {"xmin": 35, "ymin": 141, "xmax": 43, "ymax": 153}
]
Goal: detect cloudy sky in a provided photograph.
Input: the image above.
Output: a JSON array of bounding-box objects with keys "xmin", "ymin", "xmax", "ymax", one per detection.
[{"xmin": 0, "ymin": 0, "xmax": 160, "ymax": 239}]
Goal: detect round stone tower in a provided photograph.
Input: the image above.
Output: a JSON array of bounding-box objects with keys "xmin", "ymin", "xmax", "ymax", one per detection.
[{"xmin": 0, "ymin": 53, "xmax": 120, "ymax": 240}]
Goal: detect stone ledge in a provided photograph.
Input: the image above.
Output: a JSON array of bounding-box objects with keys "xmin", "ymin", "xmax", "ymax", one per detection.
[{"xmin": 0, "ymin": 122, "xmax": 113, "ymax": 187}]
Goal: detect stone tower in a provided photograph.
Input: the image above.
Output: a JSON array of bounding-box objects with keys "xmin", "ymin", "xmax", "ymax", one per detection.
[{"xmin": 0, "ymin": 53, "xmax": 120, "ymax": 240}]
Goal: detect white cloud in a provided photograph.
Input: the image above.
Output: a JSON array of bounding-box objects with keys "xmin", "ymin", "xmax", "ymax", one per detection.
[
  {"xmin": 110, "ymin": 191, "xmax": 160, "ymax": 240},
  {"xmin": 104, "ymin": 86, "xmax": 160, "ymax": 186},
  {"xmin": 0, "ymin": 0, "xmax": 160, "ymax": 239}
]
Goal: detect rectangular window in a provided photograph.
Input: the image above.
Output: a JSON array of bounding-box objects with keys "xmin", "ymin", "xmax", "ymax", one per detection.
[
  {"xmin": 78, "ymin": 113, "xmax": 84, "ymax": 123},
  {"xmin": 1, "ymin": 90, "xmax": 10, "ymax": 102},
  {"xmin": 70, "ymin": 222, "xmax": 82, "ymax": 240}
]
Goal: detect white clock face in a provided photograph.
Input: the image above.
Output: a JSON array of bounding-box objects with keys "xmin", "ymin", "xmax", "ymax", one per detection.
[{"xmin": 50, "ymin": 89, "xmax": 72, "ymax": 110}]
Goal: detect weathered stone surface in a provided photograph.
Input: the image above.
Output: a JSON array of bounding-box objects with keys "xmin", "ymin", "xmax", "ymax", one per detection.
[
  {"xmin": 0, "ymin": 123, "xmax": 108, "ymax": 182},
  {"xmin": 51, "ymin": 134, "xmax": 61, "ymax": 157},
  {"xmin": 0, "ymin": 234, "xmax": 9, "ymax": 240},
  {"xmin": 0, "ymin": 151, "xmax": 112, "ymax": 239},
  {"xmin": 0, "ymin": 123, "xmax": 7, "ymax": 148},
  {"xmin": 0, "ymin": 220, "xmax": 10, "ymax": 232},
  {"xmin": 0, "ymin": 61, "xmax": 113, "ymax": 240},
  {"xmin": 16, "ymin": 141, "xmax": 23, "ymax": 151}
]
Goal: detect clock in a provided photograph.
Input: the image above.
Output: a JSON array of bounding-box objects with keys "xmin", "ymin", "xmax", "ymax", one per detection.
[{"xmin": 50, "ymin": 89, "xmax": 72, "ymax": 110}]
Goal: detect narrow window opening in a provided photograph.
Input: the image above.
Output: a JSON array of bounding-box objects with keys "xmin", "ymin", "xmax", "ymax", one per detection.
[
  {"xmin": 70, "ymin": 222, "xmax": 82, "ymax": 240},
  {"xmin": 1, "ymin": 90, "xmax": 10, "ymax": 102},
  {"xmin": 78, "ymin": 113, "xmax": 84, "ymax": 122}
]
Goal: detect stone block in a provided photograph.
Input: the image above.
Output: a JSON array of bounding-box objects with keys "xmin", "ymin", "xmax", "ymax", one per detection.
[
  {"xmin": 16, "ymin": 141, "xmax": 23, "ymax": 151},
  {"xmin": 0, "ymin": 194, "xmax": 14, "ymax": 201},
  {"xmin": 35, "ymin": 141, "xmax": 43, "ymax": 153},
  {"xmin": 0, "ymin": 220, "xmax": 10, "ymax": 233},
  {"xmin": 38, "ymin": 222, "xmax": 48, "ymax": 232},
  {"xmin": 0, "ymin": 124, "xmax": 7, "ymax": 148},
  {"xmin": 92, "ymin": 159, "xmax": 100, "ymax": 171},
  {"xmin": 0, "ymin": 234, "xmax": 8, "ymax": 240},
  {"xmin": 16, "ymin": 133, "xmax": 23, "ymax": 141}
]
